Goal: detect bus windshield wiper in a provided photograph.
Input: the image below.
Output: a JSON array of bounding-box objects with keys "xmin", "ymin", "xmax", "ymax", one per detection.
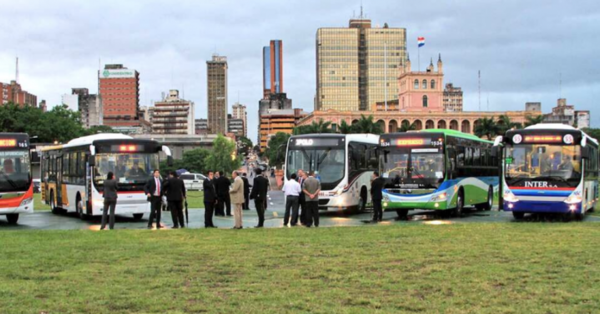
[{"xmin": 0, "ymin": 172, "xmax": 18, "ymax": 189}]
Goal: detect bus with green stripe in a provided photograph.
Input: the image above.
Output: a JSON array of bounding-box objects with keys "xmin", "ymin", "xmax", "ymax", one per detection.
[{"xmin": 379, "ymin": 129, "xmax": 499, "ymax": 218}]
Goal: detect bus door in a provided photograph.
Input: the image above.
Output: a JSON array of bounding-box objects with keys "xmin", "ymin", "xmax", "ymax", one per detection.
[{"xmin": 56, "ymin": 155, "xmax": 64, "ymax": 206}]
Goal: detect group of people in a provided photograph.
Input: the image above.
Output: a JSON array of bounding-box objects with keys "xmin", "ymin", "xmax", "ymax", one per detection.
[
  {"xmin": 281, "ymin": 169, "xmax": 321, "ymax": 227},
  {"xmin": 100, "ymin": 169, "xmax": 187, "ymax": 230},
  {"xmin": 203, "ymin": 168, "xmax": 269, "ymax": 229}
]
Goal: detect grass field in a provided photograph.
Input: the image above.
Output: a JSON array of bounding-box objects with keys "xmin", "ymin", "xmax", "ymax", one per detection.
[
  {"xmin": 1, "ymin": 223, "xmax": 600, "ymax": 313},
  {"xmin": 33, "ymin": 191, "xmax": 205, "ymax": 211}
]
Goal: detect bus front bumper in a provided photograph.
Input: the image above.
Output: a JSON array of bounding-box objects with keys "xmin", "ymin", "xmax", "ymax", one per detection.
[
  {"xmin": 504, "ymin": 200, "xmax": 581, "ymax": 214},
  {"xmin": 382, "ymin": 191, "xmax": 453, "ymax": 211},
  {"xmin": 0, "ymin": 201, "xmax": 34, "ymax": 215}
]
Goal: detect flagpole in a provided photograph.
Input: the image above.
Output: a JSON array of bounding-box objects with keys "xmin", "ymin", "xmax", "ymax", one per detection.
[{"xmin": 418, "ymin": 44, "xmax": 420, "ymax": 72}]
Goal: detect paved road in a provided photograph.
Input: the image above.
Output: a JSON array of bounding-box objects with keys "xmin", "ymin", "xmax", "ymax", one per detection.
[{"xmin": 1, "ymin": 191, "xmax": 599, "ymax": 230}]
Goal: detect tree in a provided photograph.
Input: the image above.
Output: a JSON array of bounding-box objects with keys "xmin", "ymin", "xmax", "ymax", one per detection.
[
  {"xmin": 583, "ymin": 128, "xmax": 600, "ymax": 142},
  {"xmin": 399, "ymin": 120, "xmax": 418, "ymax": 132},
  {"xmin": 474, "ymin": 117, "xmax": 500, "ymax": 140},
  {"xmin": 205, "ymin": 134, "xmax": 241, "ymax": 174},
  {"xmin": 524, "ymin": 115, "xmax": 545, "ymax": 127},
  {"xmin": 292, "ymin": 119, "xmax": 333, "ymax": 135},
  {"xmin": 353, "ymin": 114, "xmax": 383, "ymax": 134},
  {"xmin": 497, "ymin": 115, "xmax": 522, "ymax": 134},
  {"xmin": 265, "ymin": 132, "xmax": 290, "ymax": 168},
  {"xmin": 236, "ymin": 136, "xmax": 253, "ymax": 157},
  {"xmin": 86, "ymin": 125, "xmax": 116, "ymax": 135},
  {"xmin": 338, "ymin": 120, "xmax": 355, "ymax": 134}
]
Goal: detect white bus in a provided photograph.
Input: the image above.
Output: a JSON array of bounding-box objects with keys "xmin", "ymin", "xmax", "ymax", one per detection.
[
  {"xmin": 40, "ymin": 134, "xmax": 172, "ymax": 220},
  {"xmin": 284, "ymin": 134, "xmax": 379, "ymax": 211}
]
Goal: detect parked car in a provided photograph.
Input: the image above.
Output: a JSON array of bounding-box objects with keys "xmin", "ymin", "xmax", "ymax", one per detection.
[{"xmin": 180, "ymin": 173, "xmax": 206, "ymax": 191}]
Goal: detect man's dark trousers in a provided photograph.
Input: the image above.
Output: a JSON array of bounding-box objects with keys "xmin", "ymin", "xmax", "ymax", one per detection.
[
  {"xmin": 204, "ymin": 201, "xmax": 215, "ymax": 227},
  {"xmin": 284, "ymin": 195, "xmax": 300, "ymax": 226},
  {"xmin": 255, "ymin": 199, "xmax": 266, "ymax": 227},
  {"xmin": 169, "ymin": 200, "xmax": 185, "ymax": 228},
  {"xmin": 372, "ymin": 199, "xmax": 383, "ymax": 221},
  {"xmin": 148, "ymin": 196, "xmax": 162, "ymax": 228},
  {"xmin": 305, "ymin": 201, "xmax": 319, "ymax": 227}
]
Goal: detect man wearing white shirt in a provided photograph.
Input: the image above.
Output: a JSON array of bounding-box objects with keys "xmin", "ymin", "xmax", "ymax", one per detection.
[{"xmin": 283, "ymin": 173, "xmax": 302, "ymax": 227}]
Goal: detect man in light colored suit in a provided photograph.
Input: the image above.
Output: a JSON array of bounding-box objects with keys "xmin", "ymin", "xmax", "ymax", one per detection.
[{"xmin": 230, "ymin": 171, "xmax": 245, "ymax": 229}]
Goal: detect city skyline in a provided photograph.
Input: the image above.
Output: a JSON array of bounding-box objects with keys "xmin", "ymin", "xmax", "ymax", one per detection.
[{"xmin": 0, "ymin": 0, "xmax": 598, "ymax": 141}]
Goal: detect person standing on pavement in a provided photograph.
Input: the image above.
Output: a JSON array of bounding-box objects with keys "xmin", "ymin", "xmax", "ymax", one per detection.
[
  {"xmin": 215, "ymin": 171, "xmax": 232, "ymax": 217},
  {"xmin": 101, "ymin": 172, "xmax": 118, "ymax": 230},
  {"xmin": 203, "ymin": 170, "xmax": 218, "ymax": 228},
  {"xmin": 144, "ymin": 169, "xmax": 163, "ymax": 229},
  {"xmin": 242, "ymin": 173, "xmax": 250, "ymax": 210},
  {"xmin": 163, "ymin": 171, "xmax": 187, "ymax": 228},
  {"xmin": 250, "ymin": 168, "xmax": 269, "ymax": 228},
  {"xmin": 229, "ymin": 171, "xmax": 245, "ymax": 229},
  {"xmin": 302, "ymin": 171, "xmax": 321, "ymax": 227},
  {"xmin": 370, "ymin": 171, "xmax": 385, "ymax": 223},
  {"xmin": 297, "ymin": 169, "xmax": 307, "ymax": 225},
  {"xmin": 282, "ymin": 173, "xmax": 302, "ymax": 227}
]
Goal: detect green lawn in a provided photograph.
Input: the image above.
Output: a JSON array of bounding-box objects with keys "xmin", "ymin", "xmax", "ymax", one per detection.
[
  {"xmin": 1, "ymin": 224, "xmax": 600, "ymax": 313},
  {"xmin": 33, "ymin": 191, "xmax": 204, "ymax": 211}
]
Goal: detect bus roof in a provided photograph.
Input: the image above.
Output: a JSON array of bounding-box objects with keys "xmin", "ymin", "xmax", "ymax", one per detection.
[
  {"xmin": 520, "ymin": 123, "xmax": 599, "ymax": 146},
  {"xmin": 290, "ymin": 133, "xmax": 379, "ymax": 144},
  {"xmin": 418, "ymin": 129, "xmax": 493, "ymax": 144},
  {"xmin": 63, "ymin": 133, "xmax": 133, "ymax": 148}
]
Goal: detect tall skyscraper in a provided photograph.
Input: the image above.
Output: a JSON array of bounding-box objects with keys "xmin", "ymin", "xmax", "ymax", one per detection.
[
  {"xmin": 316, "ymin": 18, "xmax": 406, "ymax": 111},
  {"xmin": 231, "ymin": 102, "xmax": 247, "ymax": 137},
  {"xmin": 263, "ymin": 40, "xmax": 283, "ymax": 98},
  {"xmin": 207, "ymin": 55, "xmax": 228, "ymax": 134},
  {"xmin": 98, "ymin": 64, "xmax": 140, "ymax": 127}
]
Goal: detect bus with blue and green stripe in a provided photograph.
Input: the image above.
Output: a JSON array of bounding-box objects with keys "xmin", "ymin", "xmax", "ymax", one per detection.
[{"xmin": 379, "ymin": 129, "xmax": 499, "ymax": 219}]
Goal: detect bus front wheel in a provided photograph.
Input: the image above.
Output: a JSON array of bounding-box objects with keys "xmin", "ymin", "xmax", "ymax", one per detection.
[
  {"xmin": 76, "ymin": 196, "xmax": 90, "ymax": 221},
  {"xmin": 479, "ymin": 187, "xmax": 493, "ymax": 211},
  {"xmin": 396, "ymin": 209, "xmax": 408, "ymax": 220},
  {"xmin": 50, "ymin": 192, "xmax": 60, "ymax": 215},
  {"xmin": 512, "ymin": 212, "xmax": 525, "ymax": 220},
  {"xmin": 359, "ymin": 188, "xmax": 367, "ymax": 212},
  {"xmin": 6, "ymin": 214, "xmax": 19, "ymax": 224},
  {"xmin": 454, "ymin": 191, "xmax": 465, "ymax": 217}
]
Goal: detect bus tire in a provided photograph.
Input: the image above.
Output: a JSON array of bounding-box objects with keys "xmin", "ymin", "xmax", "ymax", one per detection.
[
  {"xmin": 50, "ymin": 191, "xmax": 60, "ymax": 215},
  {"xmin": 454, "ymin": 190, "xmax": 465, "ymax": 217},
  {"xmin": 396, "ymin": 209, "xmax": 409, "ymax": 220},
  {"xmin": 76, "ymin": 195, "xmax": 89, "ymax": 220},
  {"xmin": 481, "ymin": 187, "xmax": 493, "ymax": 211},
  {"xmin": 133, "ymin": 213, "xmax": 144, "ymax": 221},
  {"xmin": 6, "ymin": 214, "xmax": 19, "ymax": 224},
  {"xmin": 512, "ymin": 212, "xmax": 525, "ymax": 220}
]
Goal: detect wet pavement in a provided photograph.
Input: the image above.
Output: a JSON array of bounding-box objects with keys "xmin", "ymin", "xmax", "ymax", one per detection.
[{"xmin": 1, "ymin": 190, "xmax": 599, "ymax": 230}]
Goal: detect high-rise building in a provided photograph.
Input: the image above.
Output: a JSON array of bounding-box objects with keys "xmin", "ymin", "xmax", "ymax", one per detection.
[
  {"xmin": 263, "ymin": 40, "xmax": 283, "ymax": 99},
  {"xmin": 98, "ymin": 64, "xmax": 140, "ymax": 127},
  {"xmin": 151, "ymin": 90, "xmax": 195, "ymax": 135},
  {"xmin": 231, "ymin": 102, "xmax": 247, "ymax": 137},
  {"xmin": 227, "ymin": 114, "xmax": 245, "ymax": 137},
  {"xmin": 0, "ymin": 81, "xmax": 37, "ymax": 107},
  {"xmin": 316, "ymin": 18, "xmax": 407, "ymax": 111},
  {"xmin": 62, "ymin": 88, "xmax": 103, "ymax": 128},
  {"xmin": 259, "ymin": 108, "xmax": 308, "ymax": 150},
  {"xmin": 195, "ymin": 118, "xmax": 209, "ymax": 135},
  {"xmin": 443, "ymin": 83, "xmax": 463, "ymax": 112},
  {"xmin": 207, "ymin": 55, "xmax": 228, "ymax": 134}
]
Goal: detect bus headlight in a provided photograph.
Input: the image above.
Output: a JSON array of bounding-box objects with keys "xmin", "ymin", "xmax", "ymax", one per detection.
[
  {"xmin": 92, "ymin": 199, "xmax": 104, "ymax": 207},
  {"xmin": 564, "ymin": 192, "xmax": 582, "ymax": 204},
  {"xmin": 503, "ymin": 189, "xmax": 519, "ymax": 203},
  {"xmin": 20, "ymin": 197, "xmax": 33, "ymax": 207},
  {"xmin": 430, "ymin": 192, "xmax": 447, "ymax": 202},
  {"xmin": 383, "ymin": 194, "xmax": 390, "ymax": 202}
]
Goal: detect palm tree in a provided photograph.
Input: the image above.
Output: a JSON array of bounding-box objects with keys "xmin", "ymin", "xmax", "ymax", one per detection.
[
  {"xmin": 399, "ymin": 121, "xmax": 417, "ymax": 132},
  {"xmin": 497, "ymin": 114, "xmax": 522, "ymax": 134},
  {"xmin": 292, "ymin": 119, "xmax": 333, "ymax": 135},
  {"xmin": 474, "ymin": 117, "xmax": 499, "ymax": 140},
  {"xmin": 524, "ymin": 115, "xmax": 545, "ymax": 127},
  {"xmin": 353, "ymin": 114, "xmax": 383, "ymax": 134},
  {"xmin": 338, "ymin": 120, "xmax": 355, "ymax": 134}
]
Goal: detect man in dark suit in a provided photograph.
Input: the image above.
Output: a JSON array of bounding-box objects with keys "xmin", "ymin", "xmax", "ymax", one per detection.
[
  {"xmin": 370, "ymin": 171, "xmax": 386, "ymax": 223},
  {"xmin": 242, "ymin": 173, "xmax": 250, "ymax": 210},
  {"xmin": 163, "ymin": 171, "xmax": 187, "ymax": 228},
  {"xmin": 203, "ymin": 170, "xmax": 218, "ymax": 228},
  {"xmin": 215, "ymin": 171, "xmax": 232, "ymax": 216},
  {"xmin": 144, "ymin": 169, "xmax": 163, "ymax": 229},
  {"xmin": 297, "ymin": 169, "xmax": 307, "ymax": 225},
  {"xmin": 250, "ymin": 168, "xmax": 269, "ymax": 228},
  {"xmin": 101, "ymin": 172, "xmax": 119, "ymax": 230}
]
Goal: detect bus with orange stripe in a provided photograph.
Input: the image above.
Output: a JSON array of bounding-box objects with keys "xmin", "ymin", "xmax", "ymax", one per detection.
[
  {"xmin": 40, "ymin": 134, "xmax": 172, "ymax": 220},
  {"xmin": 0, "ymin": 133, "xmax": 33, "ymax": 224}
]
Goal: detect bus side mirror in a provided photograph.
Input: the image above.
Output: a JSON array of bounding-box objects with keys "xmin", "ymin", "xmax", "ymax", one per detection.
[
  {"xmin": 167, "ymin": 156, "xmax": 174, "ymax": 167},
  {"xmin": 88, "ymin": 155, "xmax": 95, "ymax": 167}
]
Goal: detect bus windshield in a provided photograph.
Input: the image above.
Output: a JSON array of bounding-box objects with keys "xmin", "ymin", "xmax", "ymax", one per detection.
[
  {"xmin": 287, "ymin": 147, "xmax": 345, "ymax": 189},
  {"xmin": 380, "ymin": 148, "xmax": 445, "ymax": 189},
  {"xmin": 505, "ymin": 144, "xmax": 581, "ymax": 187},
  {"xmin": 94, "ymin": 153, "xmax": 159, "ymax": 187},
  {"xmin": 0, "ymin": 150, "xmax": 31, "ymax": 193}
]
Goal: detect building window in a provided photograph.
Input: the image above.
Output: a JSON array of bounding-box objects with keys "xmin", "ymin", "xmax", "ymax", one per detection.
[
  {"xmin": 422, "ymin": 79, "xmax": 427, "ymax": 89},
  {"xmin": 431, "ymin": 80, "xmax": 436, "ymax": 89},
  {"xmin": 414, "ymin": 79, "xmax": 419, "ymax": 89},
  {"xmin": 423, "ymin": 95, "xmax": 428, "ymax": 108}
]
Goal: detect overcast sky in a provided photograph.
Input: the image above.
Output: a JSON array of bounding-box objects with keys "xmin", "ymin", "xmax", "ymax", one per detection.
[{"xmin": 0, "ymin": 0, "xmax": 598, "ymax": 142}]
